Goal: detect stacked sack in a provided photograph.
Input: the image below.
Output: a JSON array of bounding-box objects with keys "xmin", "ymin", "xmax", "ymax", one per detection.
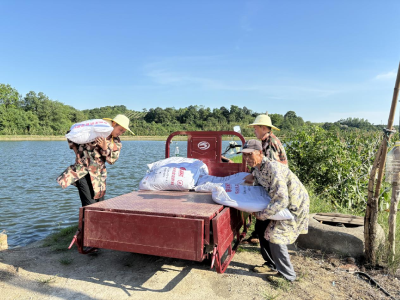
[
  {"xmin": 196, "ymin": 172, "xmax": 249, "ymax": 186},
  {"xmin": 195, "ymin": 174, "xmax": 293, "ymax": 220},
  {"xmin": 139, "ymin": 157, "xmax": 209, "ymax": 191}
]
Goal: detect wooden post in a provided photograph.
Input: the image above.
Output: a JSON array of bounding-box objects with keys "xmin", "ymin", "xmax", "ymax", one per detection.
[
  {"xmin": 365, "ymin": 62, "xmax": 400, "ymax": 264},
  {"xmin": 0, "ymin": 230, "xmax": 7, "ymax": 251},
  {"xmin": 389, "ymin": 172, "xmax": 400, "ymax": 261}
]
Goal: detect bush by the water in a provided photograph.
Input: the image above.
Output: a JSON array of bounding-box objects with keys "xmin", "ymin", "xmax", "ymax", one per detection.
[
  {"xmin": 284, "ymin": 125, "xmax": 396, "ymax": 211},
  {"xmin": 284, "ymin": 125, "xmax": 400, "ymax": 272}
]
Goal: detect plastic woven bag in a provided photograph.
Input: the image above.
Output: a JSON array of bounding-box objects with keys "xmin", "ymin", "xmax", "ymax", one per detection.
[
  {"xmin": 211, "ymin": 184, "xmax": 294, "ymax": 220},
  {"xmin": 65, "ymin": 119, "xmax": 113, "ymax": 144}
]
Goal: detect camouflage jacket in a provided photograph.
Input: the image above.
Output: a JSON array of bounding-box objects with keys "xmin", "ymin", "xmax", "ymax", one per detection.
[
  {"xmin": 56, "ymin": 137, "xmax": 122, "ymax": 199},
  {"xmin": 253, "ymin": 158, "xmax": 309, "ymax": 245},
  {"xmin": 262, "ymin": 132, "xmax": 288, "ymax": 165}
]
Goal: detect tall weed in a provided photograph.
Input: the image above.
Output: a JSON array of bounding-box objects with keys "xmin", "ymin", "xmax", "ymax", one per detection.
[{"xmin": 285, "ymin": 126, "xmax": 396, "ymax": 210}]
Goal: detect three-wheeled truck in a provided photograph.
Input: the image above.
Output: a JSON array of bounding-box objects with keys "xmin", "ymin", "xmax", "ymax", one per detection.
[{"xmin": 69, "ymin": 130, "xmax": 248, "ymax": 273}]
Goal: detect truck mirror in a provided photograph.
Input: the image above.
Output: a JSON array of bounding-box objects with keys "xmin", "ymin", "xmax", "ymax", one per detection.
[{"xmin": 233, "ymin": 125, "xmax": 241, "ymax": 133}]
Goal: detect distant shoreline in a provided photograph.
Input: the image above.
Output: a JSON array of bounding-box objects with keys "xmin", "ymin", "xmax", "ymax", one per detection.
[
  {"xmin": 0, "ymin": 135, "xmax": 173, "ymax": 141},
  {"xmin": 0, "ymin": 135, "xmax": 247, "ymax": 141}
]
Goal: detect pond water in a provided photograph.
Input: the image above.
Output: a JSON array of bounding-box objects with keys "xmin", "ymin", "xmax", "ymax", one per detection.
[{"xmin": 0, "ymin": 139, "xmax": 237, "ymax": 247}]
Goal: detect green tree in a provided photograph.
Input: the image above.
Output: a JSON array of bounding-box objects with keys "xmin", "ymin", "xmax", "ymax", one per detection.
[
  {"xmin": 0, "ymin": 106, "xmax": 39, "ymax": 134},
  {"xmin": 23, "ymin": 91, "xmax": 41, "ymax": 113},
  {"xmin": 0, "ymin": 84, "xmax": 21, "ymax": 109},
  {"xmin": 338, "ymin": 117, "xmax": 376, "ymax": 131},
  {"xmin": 269, "ymin": 113, "xmax": 284, "ymax": 129},
  {"xmin": 282, "ymin": 111, "xmax": 304, "ymax": 130}
]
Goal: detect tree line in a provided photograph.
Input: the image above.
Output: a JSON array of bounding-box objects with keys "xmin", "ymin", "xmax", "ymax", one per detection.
[{"xmin": 0, "ymin": 83, "xmax": 383, "ymax": 136}]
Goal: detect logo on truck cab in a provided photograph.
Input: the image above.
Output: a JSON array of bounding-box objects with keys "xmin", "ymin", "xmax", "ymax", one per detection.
[{"xmin": 198, "ymin": 141, "xmax": 210, "ymax": 150}]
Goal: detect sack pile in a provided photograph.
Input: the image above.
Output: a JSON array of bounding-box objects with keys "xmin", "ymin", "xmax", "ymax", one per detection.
[
  {"xmin": 196, "ymin": 172, "xmax": 249, "ymax": 186},
  {"xmin": 139, "ymin": 160, "xmax": 293, "ymax": 220},
  {"xmin": 139, "ymin": 157, "xmax": 209, "ymax": 191}
]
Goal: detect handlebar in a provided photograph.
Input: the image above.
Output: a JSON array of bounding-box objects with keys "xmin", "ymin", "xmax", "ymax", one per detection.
[{"xmin": 222, "ymin": 143, "xmax": 242, "ymax": 156}]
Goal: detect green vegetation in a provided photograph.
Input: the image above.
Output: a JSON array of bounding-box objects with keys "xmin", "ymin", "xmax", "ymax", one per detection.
[
  {"xmin": 43, "ymin": 224, "xmax": 78, "ymax": 252},
  {"xmin": 59, "ymin": 257, "xmax": 73, "ymax": 265},
  {"xmin": 286, "ymin": 127, "xmax": 400, "ymax": 271},
  {"xmin": 285, "ymin": 126, "xmax": 388, "ymax": 210},
  {"xmin": 0, "ymin": 83, "xmax": 381, "ymax": 137},
  {"xmin": 36, "ymin": 275, "xmax": 58, "ymax": 284}
]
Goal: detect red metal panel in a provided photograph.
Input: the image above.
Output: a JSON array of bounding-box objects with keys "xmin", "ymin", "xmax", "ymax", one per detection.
[
  {"xmin": 189, "ymin": 137, "xmax": 219, "ymax": 161},
  {"xmin": 85, "ymin": 191, "xmax": 222, "ymax": 245},
  {"xmin": 205, "ymin": 161, "xmax": 246, "ymax": 177},
  {"xmin": 212, "ymin": 207, "xmax": 235, "ymax": 251},
  {"xmin": 164, "ymin": 131, "xmax": 246, "ymax": 176},
  {"xmin": 83, "ymin": 210, "xmax": 204, "ymax": 261},
  {"xmin": 86, "ymin": 191, "xmax": 221, "ymax": 217},
  {"xmin": 212, "ymin": 207, "xmax": 244, "ymax": 273}
]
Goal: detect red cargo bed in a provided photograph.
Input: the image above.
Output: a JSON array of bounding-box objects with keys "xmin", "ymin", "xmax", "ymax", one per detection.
[{"xmin": 70, "ymin": 131, "xmax": 248, "ymax": 273}]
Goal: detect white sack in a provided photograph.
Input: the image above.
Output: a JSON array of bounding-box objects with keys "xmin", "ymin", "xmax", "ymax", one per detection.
[
  {"xmin": 211, "ymin": 184, "xmax": 294, "ymax": 220},
  {"xmin": 139, "ymin": 166, "xmax": 197, "ymax": 191},
  {"xmin": 65, "ymin": 119, "xmax": 113, "ymax": 144},
  {"xmin": 148, "ymin": 157, "xmax": 209, "ymax": 176},
  {"xmin": 194, "ymin": 182, "xmax": 222, "ymax": 193},
  {"xmin": 139, "ymin": 157, "xmax": 209, "ymax": 191},
  {"xmin": 148, "ymin": 157, "xmax": 208, "ymax": 184},
  {"xmin": 196, "ymin": 172, "xmax": 249, "ymax": 186}
]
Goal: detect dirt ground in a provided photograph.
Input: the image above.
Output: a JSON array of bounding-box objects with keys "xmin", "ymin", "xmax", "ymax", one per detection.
[{"xmin": 1, "ymin": 241, "xmax": 400, "ymax": 300}]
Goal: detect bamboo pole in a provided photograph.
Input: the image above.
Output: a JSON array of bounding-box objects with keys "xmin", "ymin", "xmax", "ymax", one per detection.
[
  {"xmin": 389, "ymin": 173, "xmax": 400, "ymax": 261},
  {"xmin": 365, "ymin": 62, "xmax": 400, "ymax": 264}
]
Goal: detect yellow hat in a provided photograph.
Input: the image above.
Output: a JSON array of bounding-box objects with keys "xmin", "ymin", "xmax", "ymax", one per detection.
[
  {"xmin": 248, "ymin": 114, "xmax": 280, "ymax": 131},
  {"xmin": 103, "ymin": 114, "xmax": 134, "ymax": 135}
]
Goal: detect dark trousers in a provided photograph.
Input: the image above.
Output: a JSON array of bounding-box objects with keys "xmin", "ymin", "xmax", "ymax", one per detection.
[
  {"xmin": 255, "ymin": 218, "xmax": 296, "ymax": 281},
  {"xmin": 75, "ymin": 173, "xmax": 105, "ymax": 207},
  {"xmin": 255, "ymin": 219, "xmax": 274, "ymax": 264}
]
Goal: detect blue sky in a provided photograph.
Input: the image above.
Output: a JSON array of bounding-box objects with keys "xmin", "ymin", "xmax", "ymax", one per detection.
[{"xmin": 1, "ymin": 0, "xmax": 399, "ymax": 124}]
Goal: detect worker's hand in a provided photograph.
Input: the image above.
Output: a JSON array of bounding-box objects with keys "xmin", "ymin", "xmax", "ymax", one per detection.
[
  {"xmin": 95, "ymin": 137, "xmax": 108, "ymax": 151},
  {"xmin": 244, "ymin": 174, "xmax": 254, "ymax": 185},
  {"xmin": 75, "ymin": 153, "xmax": 82, "ymax": 164},
  {"xmin": 252, "ymin": 212, "xmax": 261, "ymax": 220},
  {"xmin": 221, "ymin": 156, "xmax": 233, "ymax": 163},
  {"xmin": 71, "ymin": 144, "xmax": 78, "ymax": 154}
]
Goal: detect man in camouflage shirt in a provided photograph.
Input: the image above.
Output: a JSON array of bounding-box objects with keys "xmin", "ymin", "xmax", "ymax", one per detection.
[
  {"xmin": 57, "ymin": 114, "xmax": 132, "ymax": 206},
  {"xmin": 241, "ymin": 139, "xmax": 309, "ymax": 282},
  {"xmin": 57, "ymin": 136, "xmax": 122, "ymax": 204},
  {"xmin": 250, "ymin": 114, "xmax": 287, "ymax": 165},
  {"xmin": 244, "ymin": 114, "xmax": 290, "ymax": 277}
]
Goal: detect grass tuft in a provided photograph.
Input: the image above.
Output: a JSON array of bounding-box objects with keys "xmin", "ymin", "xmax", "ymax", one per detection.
[
  {"xmin": 269, "ymin": 277, "xmax": 292, "ymax": 292},
  {"xmin": 43, "ymin": 224, "xmax": 78, "ymax": 252},
  {"xmin": 261, "ymin": 291, "xmax": 281, "ymax": 300},
  {"xmin": 36, "ymin": 275, "xmax": 58, "ymax": 284},
  {"xmin": 59, "ymin": 257, "xmax": 73, "ymax": 265}
]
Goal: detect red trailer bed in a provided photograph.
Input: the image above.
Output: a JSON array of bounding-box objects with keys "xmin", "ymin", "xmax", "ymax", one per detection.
[{"xmin": 70, "ymin": 131, "xmax": 248, "ymax": 273}]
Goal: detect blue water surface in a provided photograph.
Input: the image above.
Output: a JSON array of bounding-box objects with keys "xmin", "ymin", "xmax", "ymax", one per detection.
[{"xmin": 0, "ymin": 139, "xmax": 237, "ymax": 247}]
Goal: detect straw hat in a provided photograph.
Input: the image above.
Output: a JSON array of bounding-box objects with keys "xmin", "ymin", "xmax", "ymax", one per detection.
[
  {"xmin": 248, "ymin": 114, "xmax": 280, "ymax": 131},
  {"xmin": 103, "ymin": 114, "xmax": 134, "ymax": 135}
]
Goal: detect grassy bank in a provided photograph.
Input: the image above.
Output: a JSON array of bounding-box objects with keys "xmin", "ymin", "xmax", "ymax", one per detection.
[
  {"xmin": 0, "ymin": 135, "xmax": 66, "ymax": 141},
  {"xmin": 0, "ymin": 135, "xmax": 246, "ymax": 141},
  {"xmin": 0, "ymin": 135, "xmax": 174, "ymax": 141},
  {"xmin": 308, "ymin": 186, "xmax": 400, "ymax": 273}
]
